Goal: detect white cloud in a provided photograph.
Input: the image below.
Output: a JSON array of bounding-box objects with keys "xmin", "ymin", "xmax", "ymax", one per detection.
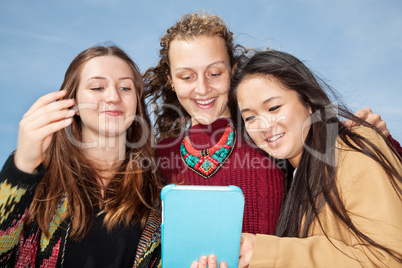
[{"xmin": 0, "ymin": 27, "xmax": 66, "ymax": 43}]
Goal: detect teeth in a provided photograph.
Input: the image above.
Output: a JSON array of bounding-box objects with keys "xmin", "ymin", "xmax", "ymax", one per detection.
[
  {"xmin": 267, "ymin": 133, "xmax": 284, "ymax": 142},
  {"xmin": 195, "ymin": 98, "xmax": 215, "ymax": 105}
]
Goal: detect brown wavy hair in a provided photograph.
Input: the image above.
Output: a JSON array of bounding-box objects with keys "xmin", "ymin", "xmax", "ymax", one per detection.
[
  {"xmin": 26, "ymin": 45, "xmax": 163, "ymax": 240},
  {"xmin": 143, "ymin": 11, "xmax": 251, "ymax": 140}
]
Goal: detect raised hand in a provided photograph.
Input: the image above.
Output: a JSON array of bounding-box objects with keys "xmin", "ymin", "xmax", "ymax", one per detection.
[
  {"xmin": 343, "ymin": 107, "xmax": 389, "ymax": 137},
  {"xmin": 14, "ymin": 90, "xmax": 76, "ymax": 173}
]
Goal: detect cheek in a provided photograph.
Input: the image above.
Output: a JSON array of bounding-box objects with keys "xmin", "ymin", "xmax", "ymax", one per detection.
[
  {"xmin": 127, "ymin": 95, "xmax": 138, "ymax": 114},
  {"xmin": 292, "ymin": 109, "xmax": 311, "ymax": 129},
  {"xmin": 215, "ymin": 78, "xmax": 230, "ymax": 95},
  {"xmin": 284, "ymin": 109, "xmax": 311, "ymax": 139},
  {"xmin": 128, "ymin": 103, "xmax": 137, "ymax": 116},
  {"xmin": 245, "ymin": 124, "xmax": 260, "ymax": 143},
  {"xmin": 76, "ymin": 91, "xmax": 100, "ymax": 107},
  {"xmin": 175, "ymin": 86, "xmax": 193, "ymax": 100},
  {"xmin": 175, "ymin": 95, "xmax": 191, "ymax": 110}
]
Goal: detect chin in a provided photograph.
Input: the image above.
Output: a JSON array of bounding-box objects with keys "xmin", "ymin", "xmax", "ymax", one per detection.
[
  {"xmin": 101, "ymin": 127, "xmax": 126, "ymax": 137},
  {"xmin": 193, "ymin": 116, "xmax": 218, "ymax": 125}
]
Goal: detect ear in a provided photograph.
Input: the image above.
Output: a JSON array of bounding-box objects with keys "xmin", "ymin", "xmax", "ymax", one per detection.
[
  {"xmin": 167, "ymin": 74, "xmax": 175, "ymax": 91},
  {"xmin": 231, "ymin": 63, "xmax": 238, "ymax": 78},
  {"xmin": 74, "ymin": 105, "xmax": 80, "ymax": 116}
]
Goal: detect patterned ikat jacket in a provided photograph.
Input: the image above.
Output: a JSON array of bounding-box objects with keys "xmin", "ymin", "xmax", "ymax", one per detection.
[{"xmin": 0, "ymin": 154, "xmax": 161, "ymax": 267}]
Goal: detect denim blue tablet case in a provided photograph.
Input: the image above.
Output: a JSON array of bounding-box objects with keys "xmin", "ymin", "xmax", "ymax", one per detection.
[{"xmin": 161, "ymin": 184, "xmax": 244, "ymax": 267}]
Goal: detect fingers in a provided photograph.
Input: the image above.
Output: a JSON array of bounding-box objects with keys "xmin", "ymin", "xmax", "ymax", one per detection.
[
  {"xmin": 23, "ymin": 98, "xmax": 75, "ymax": 124},
  {"xmin": 38, "ymin": 116, "xmax": 75, "ymax": 138},
  {"xmin": 353, "ymin": 107, "xmax": 390, "ymax": 137},
  {"xmin": 239, "ymin": 233, "xmax": 255, "ymax": 256},
  {"xmin": 19, "ymin": 105, "xmax": 76, "ymax": 150},
  {"xmin": 190, "ymin": 261, "xmax": 199, "ymax": 268},
  {"xmin": 364, "ymin": 112, "xmax": 390, "ymax": 136},
  {"xmin": 238, "ymin": 257, "xmax": 250, "ymax": 268},
  {"xmin": 343, "ymin": 107, "xmax": 371, "ymax": 128},
  {"xmin": 24, "ymin": 90, "xmax": 68, "ymax": 118},
  {"xmin": 22, "ymin": 107, "xmax": 76, "ymax": 133},
  {"xmin": 342, "ymin": 119, "xmax": 358, "ymax": 128},
  {"xmin": 353, "ymin": 107, "xmax": 371, "ymax": 121},
  {"xmin": 365, "ymin": 112, "xmax": 381, "ymax": 126},
  {"xmin": 14, "ymin": 91, "xmax": 76, "ymax": 174},
  {"xmin": 19, "ymin": 93, "xmax": 76, "ymax": 141},
  {"xmin": 238, "ymin": 233, "xmax": 256, "ymax": 268},
  {"xmin": 377, "ymin": 121, "xmax": 390, "ymax": 137},
  {"xmin": 193, "ymin": 256, "xmax": 207, "ymax": 268},
  {"xmin": 207, "ymin": 255, "xmax": 218, "ymax": 268},
  {"xmin": 191, "ymin": 255, "xmax": 218, "ymax": 268},
  {"xmin": 219, "ymin": 261, "xmax": 229, "ymax": 268},
  {"xmin": 14, "ymin": 115, "xmax": 74, "ymax": 174}
]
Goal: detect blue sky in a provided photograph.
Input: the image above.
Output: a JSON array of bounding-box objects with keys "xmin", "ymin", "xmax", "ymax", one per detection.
[{"xmin": 1, "ymin": 0, "xmax": 401, "ymax": 165}]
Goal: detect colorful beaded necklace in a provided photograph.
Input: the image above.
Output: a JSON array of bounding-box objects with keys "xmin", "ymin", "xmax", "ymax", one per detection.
[{"xmin": 180, "ymin": 122, "xmax": 236, "ymax": 179}]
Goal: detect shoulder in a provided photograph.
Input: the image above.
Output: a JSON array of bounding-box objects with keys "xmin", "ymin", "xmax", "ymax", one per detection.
[
  {"xmin": 155, "ymin": 136, "xmax": 183, "ymax": 158},
  {"xmin": 157, "ymin": 136, "xmax": 183, "ymax": 147},
  {"xmin": 336, "ymin": 126, "xmax": 397, "ymax": 161},
  {"xmin": 336, "ymin": 126, "xmax": 399, "ymax": 166},
  {"xmin": 348, "ymin": 126, "xmax": 384, "ymax": 144},
  {"xmin": 134, "ymin": 207, "xmax": 162, "ymax": 267},
  {"xmin": 335, "ymin": 126, "xmax": 401, "ymax": 194}
]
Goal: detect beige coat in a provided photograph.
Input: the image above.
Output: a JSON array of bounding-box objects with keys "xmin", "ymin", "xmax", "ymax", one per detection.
[{"xmin": 250, "ymin": 127, "xmax": 402, "ymax": 267}]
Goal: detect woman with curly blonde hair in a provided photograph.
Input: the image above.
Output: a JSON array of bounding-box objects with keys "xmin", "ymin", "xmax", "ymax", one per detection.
[{"xmin": 144, "ymin": 12, "xmax": 286, "ymax": 243}]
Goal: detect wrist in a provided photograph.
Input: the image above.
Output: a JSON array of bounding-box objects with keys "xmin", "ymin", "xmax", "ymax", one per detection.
[{"xmin": 14, "ymin": 152, "xmax": 38, "ymax": 174}]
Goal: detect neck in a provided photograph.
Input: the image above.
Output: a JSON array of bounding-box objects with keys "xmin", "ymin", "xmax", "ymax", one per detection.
[
  {"xmin": 191, "ymin": 106, "xmax": 231, "ymax": 126},
  {"xmin": 188, "ymin": 118, "xmax": 233, "ymax": 149},
  {"xmin": 289, "ymin": 156, "xmax": 301, "ymax": 169},
  {"xmin": 82, "ymin": 132, "xmax": 127, "ymax": 186}
]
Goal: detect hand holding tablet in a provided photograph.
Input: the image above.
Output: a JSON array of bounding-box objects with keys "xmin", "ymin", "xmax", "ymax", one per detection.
[{"xmin": 161, "ymin": 185, "xmax": 245, "ymax": 267}]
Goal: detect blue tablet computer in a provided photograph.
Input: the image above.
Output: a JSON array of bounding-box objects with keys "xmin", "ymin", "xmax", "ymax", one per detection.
[{"xmin": 161, "ymin": 184, "xmax": 244, "ymax": 267}]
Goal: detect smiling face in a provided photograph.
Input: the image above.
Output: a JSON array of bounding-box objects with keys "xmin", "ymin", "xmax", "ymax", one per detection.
[
  {"xmin": 76, "ymin": 55, "xmax": 137, "ymax": 143},
  {"xmin": 237, "ymin": 76, "xmax": 312, "ymax": 167},
  {"xmin": 168, "ymin": 35, "xmax": 233, "ymax": 125}
]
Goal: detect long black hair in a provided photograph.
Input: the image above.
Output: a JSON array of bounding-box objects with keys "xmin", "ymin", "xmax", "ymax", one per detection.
[{"xmin": 231, "ymin": 50, "xmax": 402, "ymax": 262}]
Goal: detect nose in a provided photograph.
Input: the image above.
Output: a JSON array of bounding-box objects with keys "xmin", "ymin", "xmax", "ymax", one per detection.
[
  {"xmin": 257, "ymin": 115, "xmax": 274, "ymax": 133},
  {"xmin": 105, "ymin": 87, "xmax": 121, "ymax": 104},
  {"xmin": 194, "ymin": 76, "xmax": 210, "ymax": 95}
]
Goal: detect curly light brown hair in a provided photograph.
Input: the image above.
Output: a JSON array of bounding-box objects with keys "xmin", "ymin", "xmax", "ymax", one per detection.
[{"xmin": 143, "ymin": 11, "xmax": 251, "ymax": 140}]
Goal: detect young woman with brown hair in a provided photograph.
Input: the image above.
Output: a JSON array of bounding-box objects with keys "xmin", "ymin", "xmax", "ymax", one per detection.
[{"xmin": 0, "ymin": 45, "xmax": 162, "ymax": 267}]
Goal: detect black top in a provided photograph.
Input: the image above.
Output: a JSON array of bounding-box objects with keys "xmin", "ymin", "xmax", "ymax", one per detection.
[{"xmin": 63, "ymin": 209, "xmax": 142, "ymax": 268}]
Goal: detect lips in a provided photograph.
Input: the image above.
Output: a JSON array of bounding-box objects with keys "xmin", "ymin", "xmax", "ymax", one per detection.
[
  {"xmin": 194, "ymin": 98, "xmax": 216, "ymax": 105},
  {"xmin": 103, "ymin": 110, "xmax": 123, "ymax": 116},
  {"xmin": 266, "ymin": 133, "xmax": 284, "ymax": 142}
]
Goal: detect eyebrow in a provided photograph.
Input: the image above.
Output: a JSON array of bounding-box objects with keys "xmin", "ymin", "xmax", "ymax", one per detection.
[
  {"xmin": 174, "ymin": 60, "xmax": 226, "ymax": 72},
  {"xmin": 240, "ymin": 96, "xmax": 281, "ymax": 113},
  {"xmin": 87, "ymin": 76, "xmax": 134, "ymax": 82}
]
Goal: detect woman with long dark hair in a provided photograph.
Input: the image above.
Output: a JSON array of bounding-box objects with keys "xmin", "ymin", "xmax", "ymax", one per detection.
[
  {"xmin": 230, "ymin": 50, "xmax": 402, "ymax": 267},
  {"xmin": 0, "ymin": 45, "xmax": 162, "ymax": 267}
]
